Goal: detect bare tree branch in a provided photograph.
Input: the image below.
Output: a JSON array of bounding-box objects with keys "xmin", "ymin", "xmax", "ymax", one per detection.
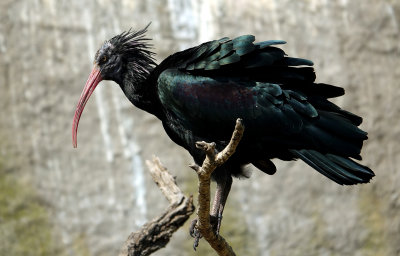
[
  {"xmin": 118, "ymin": 118, "xmax": 243, "ymax": 256},
  {"xmin": 147, "ymin": 157, "xmax": 185, "ymax": 204},
  {"xmin": 118, "ymin": 156, "xmax": 195, "ymax": 256},
  {"xmin": 192, "ymin": 118, "xmax": 245, "ymax": 256}
]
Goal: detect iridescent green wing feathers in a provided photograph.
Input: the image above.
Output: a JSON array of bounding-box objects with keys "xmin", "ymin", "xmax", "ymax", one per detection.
[
  {"xmin": 157, "ymin": 69, "xmax": 319, "ymax": 136},
  {"xmin": 155, "ymin": 35, "xmax": 373, "ymax": 185}
]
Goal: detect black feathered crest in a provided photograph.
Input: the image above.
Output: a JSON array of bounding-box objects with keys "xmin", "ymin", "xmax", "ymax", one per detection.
[
  {"xmin": 109, "ymin": 23, "xmax": 156, "ymax": 82},
  {"xmin": 112, "ymin": 24, "xmax": 153, "ymax": 55}
]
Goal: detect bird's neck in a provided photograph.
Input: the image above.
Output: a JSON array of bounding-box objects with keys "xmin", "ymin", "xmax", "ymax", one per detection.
[{"xmin": 120, "ymin": 64, "xmax": 162, "ymax": 118}]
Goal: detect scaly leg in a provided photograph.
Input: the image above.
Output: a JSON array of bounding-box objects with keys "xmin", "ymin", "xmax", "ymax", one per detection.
[{"xmin": 210, "ymin": 175, "xmax": 232, "ymax": 234}]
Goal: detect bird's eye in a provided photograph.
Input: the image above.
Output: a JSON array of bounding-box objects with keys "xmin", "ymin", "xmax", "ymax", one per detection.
[{"xmin": 102, "ymin": 56, "xmax": 107, "ymax": 63}]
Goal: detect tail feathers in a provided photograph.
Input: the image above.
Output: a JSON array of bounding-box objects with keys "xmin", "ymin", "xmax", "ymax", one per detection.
[
  {"xmin": 252, "ymin": 159, "xmax": 277, "ymax": 175},
  {"xmin": 316, "ymin": 111, "xmax": 367, "ymax": 141},
  {"xmin": 305, "ymin": 111, "xmax": 368, "ymax": 160},
  {"xmin": 290, "ymin": 149, "xmax": 374, "ymax": 185},
  {"xmin": 309, "ymin": 98, "xmax": 364, "ymax": 126}
]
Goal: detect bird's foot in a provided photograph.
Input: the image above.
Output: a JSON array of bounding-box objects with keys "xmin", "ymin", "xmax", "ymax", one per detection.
[
  {"xmin": 189, "ymin": 218, "xmax": 202, "ymax": 250},
  {"xmin": 189, "ymin": 215, "xmax": 221, "ymax": 250}
]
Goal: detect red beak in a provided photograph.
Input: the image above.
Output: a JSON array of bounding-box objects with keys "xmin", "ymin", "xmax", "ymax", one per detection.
[{"xmin": 72, "ymin": 66, "xmax": 103, "ymax": 148}]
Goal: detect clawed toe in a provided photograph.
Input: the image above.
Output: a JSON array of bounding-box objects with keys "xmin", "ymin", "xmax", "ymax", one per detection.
[
  {"xmin": 189, "ymin": 218, "xmax": 201, "ymax": 238},
  {"xmin": 189, "ymin": 215, "xmax": 222, "ymax": 250},
  {"xmin": 189, "ymin": 218, "xmax": 201, "ymax": 250}
]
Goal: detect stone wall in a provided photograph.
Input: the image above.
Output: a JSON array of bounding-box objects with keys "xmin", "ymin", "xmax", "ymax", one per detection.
[{"xmin": 0, "ymin": 0, "xmax": 399, "ymax": 255}]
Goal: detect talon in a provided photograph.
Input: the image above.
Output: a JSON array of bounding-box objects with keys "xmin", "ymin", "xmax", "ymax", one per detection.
[
  {"xmin": 189, "ymin": 219, "xmax": 198, "ymax": 238},
  {"xmin": 193, "ymin": 234, "xmax": 200, "ymax": 251},
  {"xmin": 189, "ymin": 215, "xmax": 222, "ymax": 250},
  {"xmin": 189, "ymin": 218, "xmax": 202, "ymax": 250}
]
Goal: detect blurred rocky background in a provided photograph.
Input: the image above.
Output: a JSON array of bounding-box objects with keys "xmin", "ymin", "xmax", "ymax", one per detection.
[{"xmin": 0, "ymin": 0, "xmax": 399, "ymax": 255}]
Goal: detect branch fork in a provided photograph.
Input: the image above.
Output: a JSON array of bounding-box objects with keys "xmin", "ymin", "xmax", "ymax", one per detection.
[
  {"xmin": 118, "ymin": 118, "xmax": 244, "ymax": 256},
  {"xmin": 191, "ymin": 118, "xmax": 245, "ymax": 256}
]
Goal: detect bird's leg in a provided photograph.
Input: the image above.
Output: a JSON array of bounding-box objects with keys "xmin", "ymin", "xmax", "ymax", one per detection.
[
  {"xmin": 189, "ymin": 174, "xmax": 232, "ymax": 235},
  {"xmin": 210, "ymin": 175, "xmax": 232, "ymax": 235},
  {"xmin": 189, "ymin": 174, "xmax": 232, "ymax": 249}
]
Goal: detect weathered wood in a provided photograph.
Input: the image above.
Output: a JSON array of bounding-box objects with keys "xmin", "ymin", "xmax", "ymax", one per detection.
[
  {"xmin": 119, "ymin": 118, "xmax": 243, "ymax": 256},
  {"xmin": 118, "ymin": 157, "xmax": 194, "ymax": 256},
  {"xmin": 193, "ymin": 118, "xmax": 244, "ymax": 256}
]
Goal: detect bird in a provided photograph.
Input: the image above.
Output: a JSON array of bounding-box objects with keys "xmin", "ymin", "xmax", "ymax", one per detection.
[{"xmin": 72, "ymin": 24, "xmax": 374, "ymax": 236}]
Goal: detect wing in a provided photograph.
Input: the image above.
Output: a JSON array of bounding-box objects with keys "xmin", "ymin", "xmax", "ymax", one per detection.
[
  {"xmin": 156, "ymin": 34, "xmax": 367, "ymax": 158},
  {"xmin": 157, "ymin": 68, "xmax": 318, "ymax": 141},
  {"xmin": 155, "ymin": 35, "xmax": 374, "ymax": 184},
  {"xmin": 156, "ymin": 35, "xmax": 344, "ymax": 98}
]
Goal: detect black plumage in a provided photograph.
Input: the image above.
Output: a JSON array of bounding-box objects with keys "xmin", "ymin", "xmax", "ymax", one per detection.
[
  {"xmin": 72, "ymin": 25, "xmax": 374, "ymax": 227},
  {"xmin": 153, "ymin": 32, "xmax": 372, "ymax": 184}
]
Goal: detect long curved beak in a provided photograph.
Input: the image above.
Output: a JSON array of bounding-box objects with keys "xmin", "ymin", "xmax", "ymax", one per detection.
[{"xmin": 72, "ymin": 66, "xmax": 102, "ymax": 148}]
